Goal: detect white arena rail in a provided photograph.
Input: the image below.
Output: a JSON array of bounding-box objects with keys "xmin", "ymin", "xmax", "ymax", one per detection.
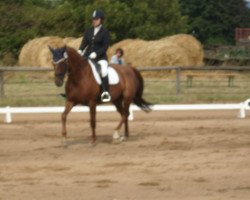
[{"xmin": 0, "ymin": 99, "xmax": 250, "ymax": 123}]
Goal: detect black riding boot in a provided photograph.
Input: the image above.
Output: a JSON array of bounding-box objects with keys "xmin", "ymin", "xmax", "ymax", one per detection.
[{"xmin": 101, "ymin": 75, "xmax": 111, "ymax": 102}]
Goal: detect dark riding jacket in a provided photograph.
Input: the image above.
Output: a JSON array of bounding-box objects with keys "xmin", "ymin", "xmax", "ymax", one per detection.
[{"xmin": 79, "ymin": 26, "xmax": 110, "ymax": 62}]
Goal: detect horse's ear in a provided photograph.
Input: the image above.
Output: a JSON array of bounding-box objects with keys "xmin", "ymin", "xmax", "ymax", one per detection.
[
  {"xmin": 48, "ymin": 45, "xmax": 54, "ymax": 53},
  {"xmin": 61, "ymin": 45, "xmax": 68, "ymax": 58},
  {"xmin": 62, "ymin": 45, "xmax": 67, "ymax": 52}
]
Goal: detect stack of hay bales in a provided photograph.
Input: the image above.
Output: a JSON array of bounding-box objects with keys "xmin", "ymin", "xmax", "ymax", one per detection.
[
  {"xmin": 66, "ymin": 37, "xmax": 82, "ymax": 49},
  {"xmin": 62, "ymin": 37, "xmax": 76, "ymax": 44},
  {"xmin": 108, "ymin": 34, "xmax": 203, "ymax": 67},
  {"xmin": 19, "ymin": 36, "xmax": 83, "ymax": 67},
  {"xmin": 18, "ymin": 34, "xmax": 203, "ymax": 68},
  {"xmin": 19, "ymin": 36, "xmax": 65, "ymax": 67}
]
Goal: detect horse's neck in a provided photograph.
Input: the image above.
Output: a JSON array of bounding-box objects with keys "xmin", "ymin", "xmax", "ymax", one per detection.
[{"xmin": 68, "ymin": 59, "xmax": 91, "ymax": 82}]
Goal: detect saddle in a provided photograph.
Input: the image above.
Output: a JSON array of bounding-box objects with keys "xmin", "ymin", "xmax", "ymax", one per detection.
[{"xmin": 88, "ymin": 59, "xmax": 119, "ymax": 85}]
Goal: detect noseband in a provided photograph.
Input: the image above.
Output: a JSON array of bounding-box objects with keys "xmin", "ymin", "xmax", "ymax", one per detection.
[{"xmin": 53, "ymin": 57, "xmax": 69, "ymax": 77}]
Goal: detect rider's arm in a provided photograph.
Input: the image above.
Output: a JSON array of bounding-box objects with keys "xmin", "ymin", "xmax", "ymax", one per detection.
[{"xmin": 79, "ymin": 30, "xmax": 89, "ymax": 52}]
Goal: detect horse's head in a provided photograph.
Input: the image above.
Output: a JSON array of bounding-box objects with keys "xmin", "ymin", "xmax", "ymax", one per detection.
[{"xmin": 49, "ymin": 45, "xmax": 68, "ymax": 87}]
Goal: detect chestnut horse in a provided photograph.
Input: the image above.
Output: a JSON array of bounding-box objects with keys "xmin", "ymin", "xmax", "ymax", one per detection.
[{"xmin": 49, "ymin": 46, "xmax": 151, "ymax": 144}]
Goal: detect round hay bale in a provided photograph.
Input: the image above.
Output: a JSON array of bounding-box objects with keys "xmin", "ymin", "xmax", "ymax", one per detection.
[
  {"xmin": 108, "ymin": 34, "xmax": 203, "ymax": 67},
  {"xmin": 62, "ymin": 37, "xmax": 76, "ymax": 45},
  {"xmin": 19, "ymin": 36, "xmax": 64, "ymax": 67},
  {"xmin": 66, "ymin": 37, "xmax": 83, "ymax": 49},
  {"xmin": 108, "ymin": 39, "xmax": 147, "ymax": 66},
  {"xmin": 162, "ymin": 34, "xmax": 204, "ymax": 66},
  {"xmin": 19, "ymin": 38, "xmax": 41, "ymax": 67},
  {"xmin": 37, "ymin": 37, "xmax": 64, "ymax": 67}
]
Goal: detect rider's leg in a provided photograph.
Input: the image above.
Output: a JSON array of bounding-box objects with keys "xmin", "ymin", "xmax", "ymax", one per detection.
[
  {"xmin": 98, "ymin": 60, "xmax": 108, "ymax": 77},
  {"xmin": 97, "ymin": 60, "xmax": 111, "ymax": 102}
]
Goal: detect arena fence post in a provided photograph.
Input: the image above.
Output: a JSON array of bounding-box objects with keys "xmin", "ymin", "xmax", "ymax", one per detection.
[
  {"xmin": 238, "ymin": 102, "xmax": 246, "ymax": 118},
  {"xmin": 4, "ymin": 106, "xmax": 12, "ymax": 123},
  {"xmin": 175, "ymin": 67, "xmax": 181, "ymax": 95}
]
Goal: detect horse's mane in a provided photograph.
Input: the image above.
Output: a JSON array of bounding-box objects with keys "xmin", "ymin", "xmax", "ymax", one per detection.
[{"xmin": 66, "ymin": 46, "xmax": 88, "ymax": 68}]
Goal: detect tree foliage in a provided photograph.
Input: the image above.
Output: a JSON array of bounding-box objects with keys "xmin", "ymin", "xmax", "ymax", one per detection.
[
  {"xmin": 1, "ymin": 0, "xmax": 249, "ymax": 64},
  {"xmin": 0, "ymin": 0, "xmax": 186, "ymax": 62},
  {"xmin": 180, "ymin": 0, "xmax": 250, "ymax": 45}
]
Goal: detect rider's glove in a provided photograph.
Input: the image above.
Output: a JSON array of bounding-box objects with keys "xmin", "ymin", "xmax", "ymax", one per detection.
[
  {"xmin": 77, "ymin": 49, "xmax": 84, "ymax": 56},
  {"xmin": 89, "ymin": 52, "xmax": 97, "ymax": 59}
]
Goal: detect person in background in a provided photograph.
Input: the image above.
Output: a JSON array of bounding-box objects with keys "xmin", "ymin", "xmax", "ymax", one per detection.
[
  {"xmin": 78, "ymin": 9, "xmax": 111, "ymax": 102},
  {"xmin": 110, "ymin": 48, "xmax": 125, "ymax": 65}
]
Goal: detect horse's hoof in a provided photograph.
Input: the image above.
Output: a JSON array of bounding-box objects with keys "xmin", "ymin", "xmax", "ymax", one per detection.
[
  {"xmin": 61, "ymin": 137, "xmax": 68, "ymax": 148},
  {"xmin": 112, "ymin": 135, "xmax": 126, "ymax": 144},
  {"xmin": 90, "ymin": 141, "xmax": 97, "ymax": 147},
  {"xmin": 113, "ymin": 131, "xmax": 121, "ymax": 139},
  {"xmin": 122, "ymin": 136, "xmax": 128, "ymax": 141},
  {"xmin": 113, "ymin": 131, "xmax": 122, "ymax": 144}
]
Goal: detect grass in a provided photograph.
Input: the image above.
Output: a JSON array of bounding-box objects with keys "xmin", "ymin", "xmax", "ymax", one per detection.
[
  {"xmin": 1, "ymin": 71, "xmax": 250, "ymax": 107},
  {"xmin": 144, "ymin": 74, "xmax": 250, "ymax": 104}
]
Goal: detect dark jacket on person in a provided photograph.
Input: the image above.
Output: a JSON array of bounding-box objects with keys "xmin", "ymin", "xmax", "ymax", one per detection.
[{"xmin": 79, "ymin": 26, "xmax": 110, "ymax": 62}]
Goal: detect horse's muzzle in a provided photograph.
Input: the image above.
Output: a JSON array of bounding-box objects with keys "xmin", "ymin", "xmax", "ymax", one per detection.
[{"xmin": 55, "ymin": 77, "xmax": 64, "ymax": 87}]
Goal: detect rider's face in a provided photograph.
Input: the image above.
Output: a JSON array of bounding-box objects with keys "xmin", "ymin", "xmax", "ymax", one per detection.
[{"xmin": 92, "ymin": 18, "xmax": 101, "ymax": 27}]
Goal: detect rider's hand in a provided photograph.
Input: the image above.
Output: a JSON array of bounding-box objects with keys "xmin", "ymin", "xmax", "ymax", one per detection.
[
  {"xmin": 89, "ymin": 52, "xmax": 97, "ymax": 59},
  {"xmin": 77, "ymin": 49, "xmax": 84, "ymax": 56}
]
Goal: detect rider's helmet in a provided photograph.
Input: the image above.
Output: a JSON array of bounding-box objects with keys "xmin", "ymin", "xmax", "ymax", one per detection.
[{"xmin": 92, "ymin": 9, "xmax": 104, "ymax": 20}]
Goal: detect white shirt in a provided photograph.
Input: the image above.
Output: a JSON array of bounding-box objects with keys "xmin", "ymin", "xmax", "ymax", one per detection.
[
  {"xmin": 94, "ymin": 24, "xmax": 102, "ymax": 35},
  {"xmin": 110, "ymin": 55, "xmax": 125, "ymax": 65}
]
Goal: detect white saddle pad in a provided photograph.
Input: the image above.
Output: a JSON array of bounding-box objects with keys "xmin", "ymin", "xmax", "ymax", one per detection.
[{"xmin": 88, "ymin": 60, "xmax": 119, "ymax": 85}]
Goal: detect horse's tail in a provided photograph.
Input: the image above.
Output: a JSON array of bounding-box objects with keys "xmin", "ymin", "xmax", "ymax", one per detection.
[{"xmin": 132, "ymin": 67, "xmax": 153, "ymax": 112}]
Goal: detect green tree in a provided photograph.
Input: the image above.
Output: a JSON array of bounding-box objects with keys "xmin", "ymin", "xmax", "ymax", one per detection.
[
  {"xmin": 0, "ymin": 2, "xmax": 37, "ymax": 60},
  {"xmin": 180, "ymin": 0, "xmax": 250, "ymax": 45},
  {"xmin": 0, "ymin": 0, "xmax": 188, "ymax": 64},
  {"xmin": 0, "ymin": 0, "xmax": 79, "ymax": 61},
  {"xmin": 84, "ymin": 0, "xmax": 187, "ymax": 42}
]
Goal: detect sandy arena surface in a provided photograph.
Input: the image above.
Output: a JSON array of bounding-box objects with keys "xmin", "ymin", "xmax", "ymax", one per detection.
[{"xmin": 0, "ymin": 110, "xmax": 250, "ymax": 200}]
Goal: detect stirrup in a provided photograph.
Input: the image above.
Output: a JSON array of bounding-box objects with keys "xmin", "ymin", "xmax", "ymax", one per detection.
[{"xmin": 101, "ymin": 91, "xmax": 111, "ymax": 102}]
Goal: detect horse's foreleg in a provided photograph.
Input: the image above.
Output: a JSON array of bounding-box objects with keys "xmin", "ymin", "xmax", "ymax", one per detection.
[
  {"xmin": 89, "ymin": 102, "xmax": 97, "ymax": 144},
  {"xmin": 62, "ymin": 101, "xmax": 74, "ymax": 142}
]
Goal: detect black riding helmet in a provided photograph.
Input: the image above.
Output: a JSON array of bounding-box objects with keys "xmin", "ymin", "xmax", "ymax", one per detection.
[{"xmin": 92, "ymin": 9, "xmax": 104, "ymax": 20}]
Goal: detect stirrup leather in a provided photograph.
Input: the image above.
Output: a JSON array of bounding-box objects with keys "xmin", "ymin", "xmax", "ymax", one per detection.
[{"xmin": 101, "ymin": 91, "xmax": 111, "ymax": 102}]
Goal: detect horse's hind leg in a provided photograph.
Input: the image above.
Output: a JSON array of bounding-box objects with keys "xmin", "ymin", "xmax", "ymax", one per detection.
[
  {"xmin": 113, "ymin": 99, "xmax": 125, "ymax": 142},
  {"xmin": 114, "ymin": 99, "xmax": 130, "ymax": 140},
  {"xmin": 62, "ymin": 101, "xmax": 74, "ymax": 144},
  {"xmin": 114, "ymin": 100, "xmax": 124, "ymax": 130}
]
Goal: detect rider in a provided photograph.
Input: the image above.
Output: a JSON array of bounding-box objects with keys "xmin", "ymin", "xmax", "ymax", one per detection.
[{"xmin": 78, "ymin": 9, "xmax": 111, "ymax": 102}]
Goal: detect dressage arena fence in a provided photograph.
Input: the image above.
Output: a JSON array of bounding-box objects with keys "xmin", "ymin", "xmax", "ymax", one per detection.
[
  {"xmin": 1, "ymin": 100, "xmax": 250, "ymax": 123},
  {"xmin": 1, "ymin": 66, "xmax": 250, "ymax": 123},
  {"xmin": 1, "ymin": 65, "xmax": 250, "ymax": 98}
]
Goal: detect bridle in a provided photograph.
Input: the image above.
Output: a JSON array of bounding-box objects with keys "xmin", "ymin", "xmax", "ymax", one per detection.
[{"xmin": 53, "ymin": 55, "xmax": 69, "ymax": 78}]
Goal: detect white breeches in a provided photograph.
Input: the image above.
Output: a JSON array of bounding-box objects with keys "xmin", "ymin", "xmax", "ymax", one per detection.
[{"xmin": 97, "ymin": 60, "xmax": 108, "ymax": 77}]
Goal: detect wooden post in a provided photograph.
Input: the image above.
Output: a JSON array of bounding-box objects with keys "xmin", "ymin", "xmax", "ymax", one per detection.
[
  {"xmin": 187, "ymin": 75, "xmax": 193, "ymax": 87},
  {"xmin": 228, "ymin": 75, "xmax": 234, "ymax": 87},
  {"xmin": 175, "ymin": 68, "xmax": 181, "ymax": 95},
  {"xmin": 0, "ymin": 71, "xmax": 4, "ymax": 98}
]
